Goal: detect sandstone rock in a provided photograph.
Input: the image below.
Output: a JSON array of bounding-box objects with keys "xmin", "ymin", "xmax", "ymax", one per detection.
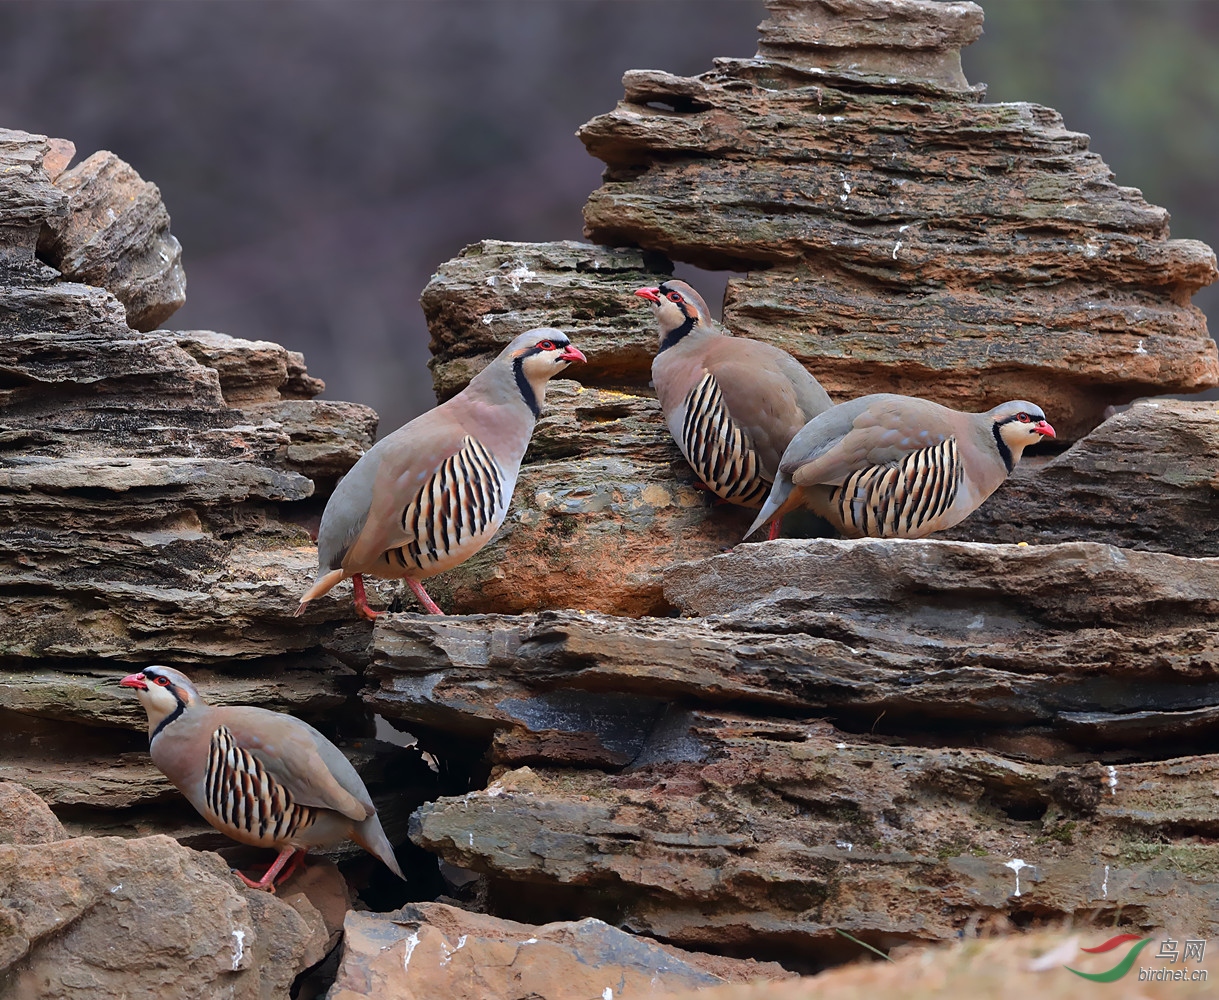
[
  {"xmin": 756, "ymin": 0, "xmax": 985, "ymax": 93},
  {"xmin": 411, "ymin": 725, "xmax": 1219, "ymax": 962},
  {"xmin": 666, "ymin": 930, "xmax": 1216, "ymax": 1000},
  {"xmin": 0, "ymin": 134, "xmax": 389, "ymax": 854},
  {"xmin": 421, "ymin": 239, "xmax": 669, "ymax": 399},
  {"xmin": 943, "ymin": 400, "xmax": 1219, "ymax": 555},
  {"xmin": 0, "ymin": 834, "xmax": 325, "ymax": 1000},
  {"xmin": 0, "ymin": 130, "xmax": 69, "ymax": 271},
  {"xmin": 577, "ymin": 0, "xmax": 1218, "ymax": 440},
  {"xmin": 327, "ymin": 901, "xmax": 792, "ymax": 1000},
  {"xmin": 0, "ymin": 781, "xmax": 66, "ymax": 845},
  {"xmin": 369, "ymin": 538, "xmax": 1219, "ymax": 758},
  {"xmin": 38, "ymin": 150, "xmax": 186, "ymax": 331}
]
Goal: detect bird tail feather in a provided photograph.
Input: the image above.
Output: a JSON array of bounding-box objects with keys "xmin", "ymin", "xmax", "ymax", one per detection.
[
  {"xmin": 745, "ymin": 479, "xmax": 796, "ymax": 539},
  {"xmin": 351, "ymin": 812, "xmax": 406, "ymax": 881},
  {"xmin": 294, "ymin": 569, "xmax": 346, "ymax": 617}
]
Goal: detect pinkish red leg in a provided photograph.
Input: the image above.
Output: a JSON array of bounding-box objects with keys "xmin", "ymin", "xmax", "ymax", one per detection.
[
  {"xmin": 274, "ymin": 848, "xmax": 307, "ymax": 886},
  {"xmin": 352, "ymin": 574, "xmax": 380, "ymax": 621},
  {"xmin": 408, "ymin": 578, "xmax": 445, "ymax": 615},
  {"xmin": 767, "ymin": 517, "xmax": 782, "ymax": 541},
  {"xmin": 234, "ymin": 846, "xmax": 299, "ymax": 892}
]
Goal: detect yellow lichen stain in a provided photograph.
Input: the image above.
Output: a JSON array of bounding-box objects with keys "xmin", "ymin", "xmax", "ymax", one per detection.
[{"xmin": 641, "ymin": 484, "xmax": 672, "ymax": 508}]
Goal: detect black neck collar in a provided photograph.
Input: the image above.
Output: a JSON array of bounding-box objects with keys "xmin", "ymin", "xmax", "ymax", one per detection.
[
  {"xmin": 992, "ymin": 421, "xmax": 1014, "ymax": 474},
  {"xmin": 150, "ymin": 698, "xmax": 186, "ymax": 744},
  {"xmin": 657, "ymin": 314, "xmax": 695, "ymax": 354},
  {"xmin": 513, "ymin": 356, "xmax": 541, "ymax": 418}
]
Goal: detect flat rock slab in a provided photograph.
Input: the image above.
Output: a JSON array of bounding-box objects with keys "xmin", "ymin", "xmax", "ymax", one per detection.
[
  {"xmin": 943, "ymin": 399, "xmax": 1219, "ymax": 556},
  {"xmin": 368, "ymin": 537, "xmax": 1219, "ymax": 757},
  {"xmin": 411, "ymin": 723, "xmax": 1219, "ymax": 963},
  {"xmin": 328, "ymin": 900, "xmax": 792, "ymax": 1000},
  {"xmin": 421, "ymin": 239, "xmax": 669, "ymax": 399}
]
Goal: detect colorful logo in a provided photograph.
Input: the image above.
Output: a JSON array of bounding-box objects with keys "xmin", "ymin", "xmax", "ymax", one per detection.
[{"xmin": 1066, "ymin": 934, "xmax": 1153, "ymax": 983}]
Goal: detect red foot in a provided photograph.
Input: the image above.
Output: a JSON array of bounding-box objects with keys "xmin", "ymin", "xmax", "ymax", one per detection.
[
  {"xmin": 233, "ymin": 847, "xmax": 303, "ymax": 893},
  {"xmin": 352, "ymin": 574, "xmax": 380, "ymax": 621},
  {"xmin": 408, "ymin": 578, "xmax": 445, "ymax": 615},
  {"xmin": 767, "ymin": 518, "xmax": 782, "ymax": 541}
]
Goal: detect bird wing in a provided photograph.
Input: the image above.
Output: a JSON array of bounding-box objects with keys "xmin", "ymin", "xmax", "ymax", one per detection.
[
  {"xmin": 785, "ymin": 395, "xmax": 955, "ymax": 486},
  {"xmin": 339, "ymin": 416, "xmax": 473, "ymax": 572},
  {"xmin": 218, "ymin": 707, "xmax": 373, "ymax": 821},
  {"xmin": 708, "ymin": 344, "xmax": 831, "ymax": 477}
]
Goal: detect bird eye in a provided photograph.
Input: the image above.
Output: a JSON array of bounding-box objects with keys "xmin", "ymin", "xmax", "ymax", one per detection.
[
  {"xmin": 666, "ymin": 292, "xmax": 683, "ymax": 303},
  {"xmin": 1017, "ymin": 412, "xmax": 1031, "ymax": 423},
  {"xmin": 154, "ymin": 675, "xmax": 171, "ymax": 687},
  {"xmin": 536, "ymin": 340, "xmax": 555, "ymax": 351}
]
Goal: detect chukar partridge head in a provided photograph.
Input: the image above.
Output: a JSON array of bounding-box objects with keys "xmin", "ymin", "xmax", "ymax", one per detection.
[
  {"xmin": 121, "ymin": 665, "xmax": 404, "ymax": 890},
  {"xmin": 746, "ymin": 394, "xmax": 1054, "ymax": 541},
  {"xmin": 634, "ymin": 279, "xmax": 716, "ymax": 348},
  {"xmin": 635, "ymin": 279, "xmax": 832, "ymax": 537},
  {"xmin": 296, "ymin": 328, "xmax": 586, "ymax": 620}
]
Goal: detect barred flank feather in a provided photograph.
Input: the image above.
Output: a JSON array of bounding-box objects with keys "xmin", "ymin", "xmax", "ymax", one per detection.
[
  {"xmin": 829, "ymin": 437, "xmax": 962, "ymax": 538},
  {"xmin": 204, "ymin": 725, "xmax": 315, "ymax": 844},
  {"xmin": 395, "ymin": 436, "xmax": 504, "ymax": 572},
  {"xmin": 681, "ymin": 373, "xmax": 770, "ymax": 507}
]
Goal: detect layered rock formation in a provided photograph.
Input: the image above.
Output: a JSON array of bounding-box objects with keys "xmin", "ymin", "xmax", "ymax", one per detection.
[
  {"xmin": 5, "ymin": 0, "xmax": 1219, "ymax": 997},
  {"xmin": 577, "ymin": 0, "xmax": 1218, "ymax": 442},
  {"xmin": 0, "ymin": 128, "xmax": 432, "ymax": 864}
]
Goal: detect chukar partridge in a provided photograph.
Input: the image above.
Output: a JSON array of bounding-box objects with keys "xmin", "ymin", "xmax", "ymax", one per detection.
[
  {"xmin": 635, "ymin": 280, "xmax": 832, "ymax": 539},
  {"xmin": 746, "ymin": 394, "xmax": 1055, "ymax": 540},
  {"xmin": 297, "ymin": 328, "xmax": 586, "ymax": 619},
  {"xmin": 120, "ymin": 665, "xmax": 403, "ymax": 890}
]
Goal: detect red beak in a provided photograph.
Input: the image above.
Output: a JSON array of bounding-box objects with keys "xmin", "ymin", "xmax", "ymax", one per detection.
[
  {"xmin": 560, "ymin": 345, "xmax": 587, "ymax": 363},
  {"xmin": 1034, "ymin": 420, "xmax": 1056, "ymax": 439},
  {"xmin": 634, "ymin": 286, "xmax": 661, "ymax": 304},
  {"xmin": 120, "ymin": 672, "xmax": 148, "ymax": 690}
]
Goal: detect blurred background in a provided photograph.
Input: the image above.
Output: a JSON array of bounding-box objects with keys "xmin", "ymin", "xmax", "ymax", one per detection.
[{"xmin": 2, "ymin": 0, "xmax": 1216, "ymax": 432}]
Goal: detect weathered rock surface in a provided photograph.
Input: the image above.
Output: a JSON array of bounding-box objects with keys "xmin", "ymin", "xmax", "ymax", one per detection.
[
  {"xmin": 328, "ymin": 901, "xmax": 793, "ymax": 1000},
  {"xmin": 577, "ymin": 0, "xmax": 1217, "ymax": 440},
  {"xmin": 0, "ymin": 780, "xmax": 67, "ymax": 845},
  {"xmin": 0, "ymin": 832, "xmax": 327, "ymax": 1000},
  {"xmin": 421, "ymin": 239, "xmax": 669, "ymax": 399},
  {"xmin": 371, "ymin": 536, "xmax": 1219, "ymax": 959},
  {"xmin": 0, "ymin": 129, "xmax": 407, "ymax": 863},
  {"xmin": 367, "ymin": 537, "xmax": 1219, "ymax": 759},
  {"xmin": 668, "ymin": 930, "xmax": 1216, "ymax": 1000},
  {"xmin": 944, "ymin": 399, "xmax": 1219, "ymax": 555},
  {"xmin": 410, "ymin": 726, "xmax": 1219, "ymax": 965},
  {"xmin": 37, "ymin": 150, "xmax": 186, "ymax": 331}
]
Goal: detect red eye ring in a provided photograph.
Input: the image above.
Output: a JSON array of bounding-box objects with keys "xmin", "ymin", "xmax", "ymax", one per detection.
[
  {"xmin": 154, "ymin": 675, "xmax": 171, "ymax": 687},
  {"xmin": 1017, "ymin": 412, "xmax": 1031, "ymax": 423},
  {"xmin": 536, "ymin": 340, "xmax": 555, "ymax": 351},
  {"xmin": 667, "ymin": 292, "xmax": 683, "ymax": 303}
]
